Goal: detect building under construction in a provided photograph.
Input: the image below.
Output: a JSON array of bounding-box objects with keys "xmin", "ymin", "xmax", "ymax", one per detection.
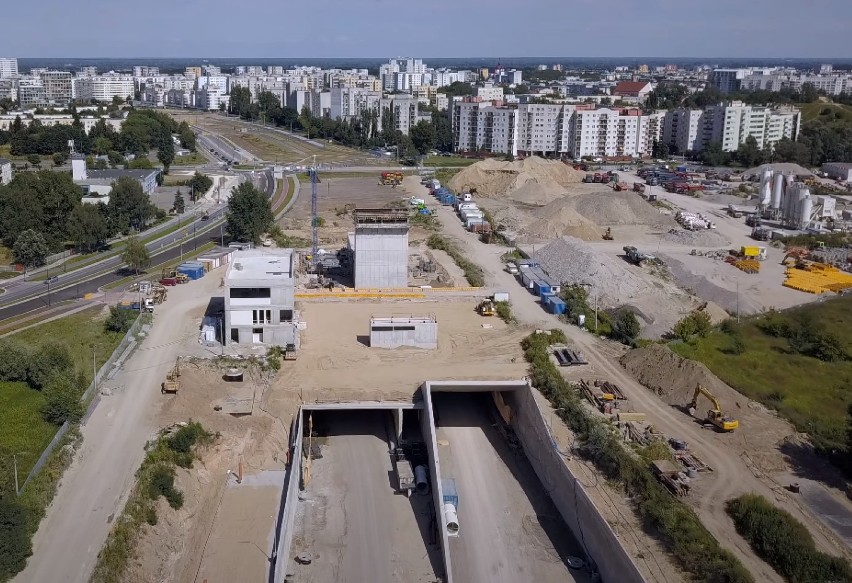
[{"xmin": 349, "ymin": 208, "xmax": 410, "ymax": 288}]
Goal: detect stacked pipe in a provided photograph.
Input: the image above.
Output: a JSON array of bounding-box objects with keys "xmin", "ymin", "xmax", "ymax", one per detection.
[{"xmin": 676, "ymin": 211, "xmax": 713, "ymax": 230}]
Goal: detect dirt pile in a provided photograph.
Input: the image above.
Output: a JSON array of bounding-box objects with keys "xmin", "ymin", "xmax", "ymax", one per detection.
[
  {"xmin": 532, "ymin": 236, "xmax": 651, "ymax": 306},
  {"xmin": 448, "ymin": 157, "xmax": 584, "ymax": 205},
  {"xmin": 663, "ymin": 229, "xmax": 730, "ymax": 247},
  {"xmin": 619, "ymin": 343, "xmax": 742, "ymax": 409}
]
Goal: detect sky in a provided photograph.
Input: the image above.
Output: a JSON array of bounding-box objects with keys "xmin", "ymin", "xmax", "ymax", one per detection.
[{"xmin": 2, "ymin": 0, "xmax": 850, "ymax": 59}]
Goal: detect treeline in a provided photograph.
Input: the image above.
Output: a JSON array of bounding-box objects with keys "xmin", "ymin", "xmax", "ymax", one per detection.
[
  {"xmin": 0, "ymin": 109, "xmax": 195, "ymax": 172},
  {"xmin": 0, "ymin": 172, "xmax": 162, "ymax": 263},
  {"xmin": 227, "ymin": 89, "xmax": 453, "ymax": 157},
  {"xmin": 646, "ymin": 84, "xmax": 852, "ymax": 166}
]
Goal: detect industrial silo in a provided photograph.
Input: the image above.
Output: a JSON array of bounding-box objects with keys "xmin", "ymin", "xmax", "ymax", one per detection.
[{"xmin": 771, "ymin": 173, "xmax": 785, "ymax": 210}]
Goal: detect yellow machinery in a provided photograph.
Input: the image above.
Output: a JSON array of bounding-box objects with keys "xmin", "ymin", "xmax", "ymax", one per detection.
[
  {"xmin": 379, "ymin": 172, "xmax": 404, "ymax": 186},
  {"xmin": 688, "ymin": 384, "xmax": 738, "ymax": 431},
  {"xmin": 477, "ymin": 299, "xmax": 495, "ymax": 316},
  {"xmin": 161, "ymin": 357, "xmax": 181, "ymax": 394}
]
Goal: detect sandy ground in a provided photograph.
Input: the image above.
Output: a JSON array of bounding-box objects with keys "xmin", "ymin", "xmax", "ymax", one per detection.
[{"xmin": 265, "ymin": 301, "xmax": 528, "ymax": 418}]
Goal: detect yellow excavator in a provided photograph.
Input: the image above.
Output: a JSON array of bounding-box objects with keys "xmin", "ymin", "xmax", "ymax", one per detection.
[{"xmin": 688, "ymin": 384, "xmax": 738, "ymax": 431}]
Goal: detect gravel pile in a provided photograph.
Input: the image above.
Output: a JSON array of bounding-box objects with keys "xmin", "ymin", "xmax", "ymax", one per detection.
[
  {"xmin": 663, "ymin": 229, "xmax": 730, "ymax": 247},
  {"xmin": 532, "ymin": 236, "xmax": 650, "ymax": 306},
  {"xmin": 742, "ymin": 162, "xmax": 812, "ymax": 180}
]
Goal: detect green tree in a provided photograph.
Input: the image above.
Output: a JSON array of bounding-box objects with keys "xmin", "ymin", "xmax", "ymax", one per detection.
[
  {"xmin": 26, "ymin": 154, "xmax": 41, "ymax": 167},
  {"xmin": 0, "ymin": 340, "xmax": 30, "ymax": 382},
  {"xmin": 121, "ymin": 235, "xmax": 150, "ymax": 274},
  {"xmin": 107, "ymin": 176, "xmax": 156, "ymax": 233},
  {"xmin": 27, "ymin": 342, "xmax": 73, "ymax": 390},
  {"xmin": 692, "ymin": 310, "xmax": 712, "ymax": 337},
  {"xmin": 226, "ymin": 182, "xmax": 273, "ymax": 244},
  {"xmin": 157, "ymin": 135, "xmax": 175, "ymax": 174},
  {"xmin": 52, "ymin": 152, "xmax": 68, "ymax": 166},
  {"xmin": 229, "ymin": 86, "xmax": 252, "ymax": 118},
  {"xmin": 0, "ymin": 498, "xmax": 31, "ymax": 579},
  {"xmin": 410, "ymin": 120, "xmax": 437, "ymax": 155},
  {"xmin": 614, "ymin": 310, "xmax": 641, "ymax": 344},
  {"xmin": 41, "ymin": 372, "xmax": 84, "ymax": 424},
  {"xmin": 188, "ymin": 172, "xmax": 213, "ymax": 201},
  {"xmin": 177, "ymin": 121, "xmax": 196, "ymax": 151},
  {"xmin": 699, "ymin": 141, "xmax": 729, "ymax": 166},
  {"xmin": 12, "ymin": 229, "xmax": 49, "ymax": 270},
  {"xmin": 672, "ymin": 314, "xmax": 698, "ymax": 342},
  {"xmin": 93, "ymin": 136, "xmax": 113, "ymax": 155},
  {"xmin": 68, "ymin": 204, "xmax": 109, "ymax": 253},
  {"xmin": 438, "ymin": 81, "xmax": 475, "ymax": 97},
  {"xmin": 126, "ymin": 157, "xmax": 154, "ymax": 169},
  {"xmin": 771, "ymin": 137, "xmax": 810, "ymax": 164},
  {"xmin": 735, "ymin": 135, "xmax": 765, "ymax": 167},
  {"xmin": 652, "ymin": 140, "xmax": 670, "ymax": 159},
  {"xmin": 173, "ymin": 189, "xmax": 185, "ymax": 214}
]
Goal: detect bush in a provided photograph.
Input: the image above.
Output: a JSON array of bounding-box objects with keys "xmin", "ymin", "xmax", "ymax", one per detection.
[
  {"xmin": 494, "ymin": 301, "xmax": 515, "ymax": 324},
  {"xmin": 0, "ymin": 340, "xmax": 31, "ymax": 383},
  {"xmin": 104, "ymin": 306, "xmax": 137, "ymax": 334},
  {"xmin": 613, "ymin": 309, "xmax": 641, "ymax": 345},
  {"xmin": 521, "ymin": 331, "xmax": 753, "ymax": 583},
  {"xmin": 27, "ymin": 342, "xmax": 73, "ymax": 390},
  {"xmin": 672, "ymin": 310, "xmax": 711, "ymax": 341},
  {"xmin": 41, "ymin": 373, "xmax": 85, "ymax": 424},
  {"xmin": 165, "ymin": 421, "xmax": 213, "ymax": 468},
  {"xmin": 0, "ymin": 498, "xmax": 31, "ymax": 580},
  {"xmin": 147, "ymin": 466, "xmax": 183, "ymax": 509},
  {"xmin": 726, "ymin": 493, "xmax": 852, "ymax": 583}
]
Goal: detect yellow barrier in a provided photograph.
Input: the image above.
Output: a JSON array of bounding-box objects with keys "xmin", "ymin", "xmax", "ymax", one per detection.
[{"xmin": 783, "ymin": 265, "xmax": 852, "ymax": 294}]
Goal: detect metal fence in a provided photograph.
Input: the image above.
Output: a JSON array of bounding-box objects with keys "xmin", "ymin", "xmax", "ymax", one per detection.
[{"xmin": 20, "ymin": 314, "xmax": 146, "ymax": 493}]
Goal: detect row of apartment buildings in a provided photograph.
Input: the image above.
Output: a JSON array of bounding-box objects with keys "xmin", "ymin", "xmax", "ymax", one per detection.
[
  {"xmin": 709, "ymin": 66, "xmax": 852, "ymax": 96},
  {"xmin": 452, "ymin": 98, "xmax": 801, "ymax": 158}
]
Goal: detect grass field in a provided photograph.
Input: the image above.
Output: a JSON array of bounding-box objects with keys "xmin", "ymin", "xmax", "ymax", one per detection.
[
  {"xmin": 801, "ymin": 102, "xmax": 852, "ymax": 123},
  {"xmin": 0, "ymin": 382, "xmax": 56, "ymax": 486},
  {"xmin": 170, "ymin": 151, "xmax": 208, "ymax": 166},
  {"xmin": 671, "ymin": 295, "xmax": 852, "ymax": 451}
]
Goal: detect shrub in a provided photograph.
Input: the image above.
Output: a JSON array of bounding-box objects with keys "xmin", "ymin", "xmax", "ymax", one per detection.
[
  {"xmin": 494, "ymin": 301, "xmax": 515, "ymax": 324},
  {"xmin": 426, "ymin": 234, "xmax": 485, "ymax": 287},
  {"xmin": 41, "ymin": 373, "xmax": 85, "ymax": 424},
  {"xmin": 0, "ymin": 498, "xmax": 31, "ymax": 580},
  {"xmin": 672, "ymin": 310, "xmax": 711, "ymax": 341},
  {"xmin": 147, "ymin": 466, "xmax": 183, "ymax": 509},
  {"xmin": 27, "ymin": 342, "xmax": 73, "ymax": 390},
  {"xmin": 104, "ymin": 306, "xmax": 137, "ymax": 334},
  {"xmin": 726, "ymin": 493, "xmax": 852, "ymax": 583},
  {"xmin": 613, "ymin": 309, "xmax": 641, "ymax": 345},
  {"xmin": 0, "ymin": 340, "xmax": 31, "ymax": 382},
  {"xmin": 166, "ymin": 421, "xmax": 213, "ymax": 468}
]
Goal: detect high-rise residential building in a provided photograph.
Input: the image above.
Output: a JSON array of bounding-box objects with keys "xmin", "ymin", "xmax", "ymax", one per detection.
[
  {"xmin": 39, "ymin": 70, "xmax": 74, "ymax": 104},
  {"xmin": 79, "ymin": 66, "xmax": 98, "ymax": 77},
  {"xmin": 18, "ymin": 79, "xmax": 47, "ymax": 107},
  {"xmin": 75, "ymin": 75, "xmax": 135, "ymax": 103},
  {"xmin": 133, "ymin": 66, "xmax": 160, "ymax": 78},
  {"xmin": 0, "ymin": 58, "xmax": 18, "ymax": 79},
  {"xmin": 379, "ymin": 96, "xmax": 419, "ymax": 135},
  {"xmin": 708, "ymin": 69, "xmax": 748, "ymax": 94},
  {"xmin": 329, "ymin": 87, "xmax": 382, "ymax": 120}
]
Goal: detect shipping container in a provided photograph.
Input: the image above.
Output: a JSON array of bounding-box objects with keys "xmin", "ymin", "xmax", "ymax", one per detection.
[
  {"xmin": 546, "ymin": 297, "xmax": 567, "ymax": 315},
  {"xmin": 176, "ymin": 264, "xmax": 205, "ymax": 280}
]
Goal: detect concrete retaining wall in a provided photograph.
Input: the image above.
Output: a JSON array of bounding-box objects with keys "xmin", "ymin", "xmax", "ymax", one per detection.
[
  {"xmin": 507, "ymin": 385, "xmax": 646, "ymax": 583},
  {"xmin": 421, "ymin": 385, "xmax": 454, "ymax": 583},
  {"xmin": 272, "ymin": 410, "xmax": 304, "ymax": 583}
]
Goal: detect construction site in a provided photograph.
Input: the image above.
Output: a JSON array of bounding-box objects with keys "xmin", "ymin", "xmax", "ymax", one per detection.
[{"xmin": 39, "ymin": 149, "xmax": 852, "ymax": 583}]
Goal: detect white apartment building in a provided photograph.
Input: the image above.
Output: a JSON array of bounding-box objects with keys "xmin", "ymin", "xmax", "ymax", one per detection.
[
  {"xmin": 0, "ymin": 58, "xmax": 18, "ymax": 79},
  {"xmin": 452, "ymin": 99, "xmax": 519, "ymax": 156},
  {"xmin": 75, "ymin": 75, "xmax": 135, "ymax": 102},
  {"xmin": 39, "ymin": 71, "xmax": 73, "ymax": 104},
  {"xmin": 79, "ymin": 66, "xmax": 97, "ymax": 77},
  {"xmin": 133, "ymin": 66, "xmax": 160, "ymax": 78},
  {"xmin": 17, "ymin": 79, "xmax": 46, "ymax": 107},
  {"xmin": 195, "ymin": 86, "xmax": 229, "ymax": 111},
  {"xmin": 379, "ymin": 96, "xmax": 419, "ymax": 135},
  {"xmin": 663, "ymin": 102, "xmax": 801, "ymax": 153},
  {"xmin": 740, "ymin": 72, "xmax": 852, "ymax": 96},
  {"xmin": 517, "ymin": 103, "xmax": 567, "ymax": 154},
  {"xmin": 708, "ymin": 69, "xmax": 748, "ymax": 94},
  {"xmin": 474, "ymin": 83, "xmax": 504, "ymax": 102},
  {"xmin": 329, "ymin": 87, "xmax": 381, "ymax": 119}
]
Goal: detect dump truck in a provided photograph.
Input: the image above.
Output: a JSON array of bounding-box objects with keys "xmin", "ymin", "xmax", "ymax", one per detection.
[
  {"xmin": 688, "ymin": 384, "xmax": 738, "ymax": 432},
  {"xmin": 379, "ymin": 171, "xmax": 404, "ymax": 186}
]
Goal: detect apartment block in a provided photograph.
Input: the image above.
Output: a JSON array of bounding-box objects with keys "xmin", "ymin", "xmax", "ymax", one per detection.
[
  {"xmin": 379, "ymin": 96, "xmax": 419, "ymax": 135},
  {"xmin": 0, "ymin": 58, "xmax": 18, "ymax": 79},
  {"xmin": 330, "ymin": 86, "xmax": 382, "ymax": 119},
  {"xmin": 40, "ymin": 71, "xmax": 73, "ymax": 104},
  {"xmin": 75, "ymin": 75, "xmax": 135, "ymax": 102}
]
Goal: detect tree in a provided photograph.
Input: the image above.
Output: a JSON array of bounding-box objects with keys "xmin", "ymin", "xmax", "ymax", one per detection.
[
  {"xmin": 93, "ymin": 136, "xmax": 112, "ymax": 155},
  {"xmin": 438, "ymin": 81, "xmax": 474, "ymax": 97},
  {"xmin": 226, "ymin": 182, "xmax": 273, "ymax": 244},
  {"xmin": 12, "ymin": 229, "xmax": 49, "ymax": 270},
  {"xmin": 410, "ymin": 120, "xmax": 437, "ymax": 155},
  {"xmin": 652, "ymin": 140, "xmax": 670, "ymax": 159},
  {"xmin": 107, "ymin": 176, "xmax": 156, "ymax": 233},
  {"xmin": 0, "ymin": 498, "xmax": 31, "ymax": 579},
  {"xmin": 177, "ymin": 121, "xmax": 196, "ymax": 151},
  {"xmin": 157, "ymin": 135, "xmax": 175, "ymax": 174},
  {"xmin": 41, "ymin": 372, "xmax": 84, "ymax": 424},
  {"xmin": 121, "ymin": 235, "xmax": 150, "ymax": 274},
  {"xmin": 614, "ymin": 310, "xmax": 641, "ymax": 345},
  {"xmin": 692, "ymin": 310, "xmax": 712, "ymax": 337},
  {"xmin": 173, "ymin": 189, "xmax": 185, "ymax": 214},
  {"xmin": 27, "ymin": 342, "xmax": 73, "ymax": 390},
  {"xmin": 26, "ymin": 154, "xmax": 41, "ymax": 167},
  {"xmin": 52, "ymin": 152, "xmax": 68, "ymax": 166},
  {"xmin": 735, "ymin": 135, "xmax": 765, "ymax": 167},
  {"xmin": 229, "ymin": 86, "xmax": 252, "ymax": 117},
  {"xmin": 0, "ymin": 340, "xmax": 30, "ymax": 382},
  {"xmin": 188, "ymin": 172, "xmax": 213, "ymax": 201},
  {"xmin": 68, "ymin": 203, "xmax": 109, "ymax": 253},
  {"xmin": 672, "ymin": 314, "xmax": 698, "ymax": 342},
  {"xmin": 699, "ymin": 141, "xmax": 729, "ymax": 166}
]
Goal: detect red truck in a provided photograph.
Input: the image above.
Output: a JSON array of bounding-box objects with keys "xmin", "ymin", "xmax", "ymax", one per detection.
[{"xmin": 159, "ymin": 277, "xmax": 178, "ymax": 286}]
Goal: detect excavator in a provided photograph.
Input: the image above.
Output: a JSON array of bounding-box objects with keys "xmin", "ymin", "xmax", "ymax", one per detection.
[
  {"xmin": 602, "ymin": 227, "xmax": 613, "ymax": 240},
  {"xmin": 161, "ymin": 357, "xmax": 181, "ymax": 394},
  {"xmin": 688, "ymin": 384, "xmax": 738, "ymax": 432}
]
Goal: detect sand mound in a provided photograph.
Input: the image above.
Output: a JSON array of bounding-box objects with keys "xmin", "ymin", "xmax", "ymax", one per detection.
[
  {"xmin": 532, "ymin": 236, "xmax": 651, "ymax": 306},
  {"xmin": 619, "ymin": 344, "xmax": 742, "ymax": 409},
  {"xmin": 448, "ymin": 157, "xmax": 584, "ymax": 205}
]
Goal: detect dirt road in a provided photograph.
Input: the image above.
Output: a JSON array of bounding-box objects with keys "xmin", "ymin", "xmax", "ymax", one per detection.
[
  {"xmin": 14, "ymin": 271, "xmax": 225, "ymax": 583},
  {"xmin": 422, "ymin": 185, "xmax": 838, "ymax": 582}
]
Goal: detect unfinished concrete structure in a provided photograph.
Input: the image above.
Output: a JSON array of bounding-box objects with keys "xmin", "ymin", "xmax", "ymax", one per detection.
[
  {"xmin": 350, "ymin": 208, "xmax": 409, "ymax": 289},
  {"xmin": 223, "ymin": 249, "xmax": 298, "ymax": 346},
  {"xmin": 369, "ymin": 315, "xmax": 438, "ymax": 349}
]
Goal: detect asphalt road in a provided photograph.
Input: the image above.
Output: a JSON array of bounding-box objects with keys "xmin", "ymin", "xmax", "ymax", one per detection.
[{"xmin": 0, "ymin": 169, "xmax": 273, "ymax": 322}]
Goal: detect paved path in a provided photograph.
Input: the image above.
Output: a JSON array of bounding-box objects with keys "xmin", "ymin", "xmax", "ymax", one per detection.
[{"xmin": 13, "ymin": 267, "xmax": 226, "ymax": 583}]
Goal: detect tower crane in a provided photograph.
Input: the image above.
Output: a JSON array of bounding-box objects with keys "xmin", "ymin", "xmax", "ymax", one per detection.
[{"xmin": 288, "ymin": 155, "xmax": 320, "ymax": 264}]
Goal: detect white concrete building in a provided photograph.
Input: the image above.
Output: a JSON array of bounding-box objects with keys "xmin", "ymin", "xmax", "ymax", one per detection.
[
  {"xmin": 18, "ymin": 79, "xmax": 46, "ymax": 107},
  {"xmin": 330, "ymin": 86, "xmax": 381, "ymax": 120},
  {"xmin": 0, "ymin": 58, "xmax": 18, "ymax": 79},
  {"xmin": 39, "ymin": 70, "xmax": 73, "ymax": 104},
  {"xmin": 75, "ymin": 75, "xmax": 135, "ymax": 102},
  {"xmin": 474, "ymin": 83, "xmax": 504, "ymax": 102},
  {"xmin": 379, "ymin": 96, "xmax": 419, "ymax": 135},
  {"xmin": 0, "ymin": 158, "xmax": 12, "ymax": 185},
  {"xmin": 708, "ymin": 69, "xmax": 748, "ymax": 94},
  {"xmin": 224, "ymin": 249, "xmax": 299, "ymax": 346},
  {"xmin": 195, "ymin": 85, "xmax": 229, "ymax": 111},
  {"xmin": 351, "ymin": 209, "xmax": 410, "ymax": 289}
]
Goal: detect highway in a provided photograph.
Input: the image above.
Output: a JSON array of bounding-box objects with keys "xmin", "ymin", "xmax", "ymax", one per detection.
[{"xmin": 0, "ymin": 169, "xmax": 273, "ymax": 322}]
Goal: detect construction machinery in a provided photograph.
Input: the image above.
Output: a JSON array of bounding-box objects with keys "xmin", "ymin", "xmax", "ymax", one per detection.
[
  {"xmin": 151, "ymin": 285, "xmax": 168, "ymax": 304},
  {"xmin": 623, "ymin": 245, "xmax": 658, "ymax": 265},
  {"xmin": 379, "ymin": 171, "xmax": 404, "ymax": 186},
  {"xmin": 688, "ymin": 384, "xmax": 738, "ymax": 431},
  {"xmin": 476, "ymin": 299, "xmax": 495, "ymax": 316},
  {"xmin": 602, "ymin": 227, "xmax": 613, "ymax": 240},
  {"xmin": 161, "ymin": 357, "xmax": 181, "ymax": 394}
]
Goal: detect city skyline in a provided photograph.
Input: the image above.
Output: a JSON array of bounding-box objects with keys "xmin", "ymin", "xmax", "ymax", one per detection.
[{"xmin": 1, "ymin": 0, "xmax": 850, "ymax": 59}]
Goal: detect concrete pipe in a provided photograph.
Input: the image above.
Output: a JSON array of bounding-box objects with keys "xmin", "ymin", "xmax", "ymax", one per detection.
[
  {"xmin": 444, "ymin": 503, "xmax": 460, "ymax": 536},
  {"xmin": 415, "ymin": 465, "xmax": 429, "ymax": 495}
]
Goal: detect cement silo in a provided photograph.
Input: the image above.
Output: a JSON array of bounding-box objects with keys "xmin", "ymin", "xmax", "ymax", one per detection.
[
  {"xmin": 771, "ymin": 173, "xmax": 785, "ymax": 210},
  {"xmin": 760, "ymin": 169, "xmax": 773, "ymax": 206},
  {"xmin": 799, "ymin": 196, "xmax": 814, "ymax": 229}
]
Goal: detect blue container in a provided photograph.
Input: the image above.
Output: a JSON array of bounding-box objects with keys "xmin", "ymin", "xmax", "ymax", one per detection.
[
  {"xmin": 177, "ymin": 264, "xmax": 204, "ymax": 280},
  {"xmin": 548, "ymin": 297, "xmax": 567, "ymax": 315},
  {"xmin": 442, "ymin": 478, "xmax": 458, "ymax": 509}
]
